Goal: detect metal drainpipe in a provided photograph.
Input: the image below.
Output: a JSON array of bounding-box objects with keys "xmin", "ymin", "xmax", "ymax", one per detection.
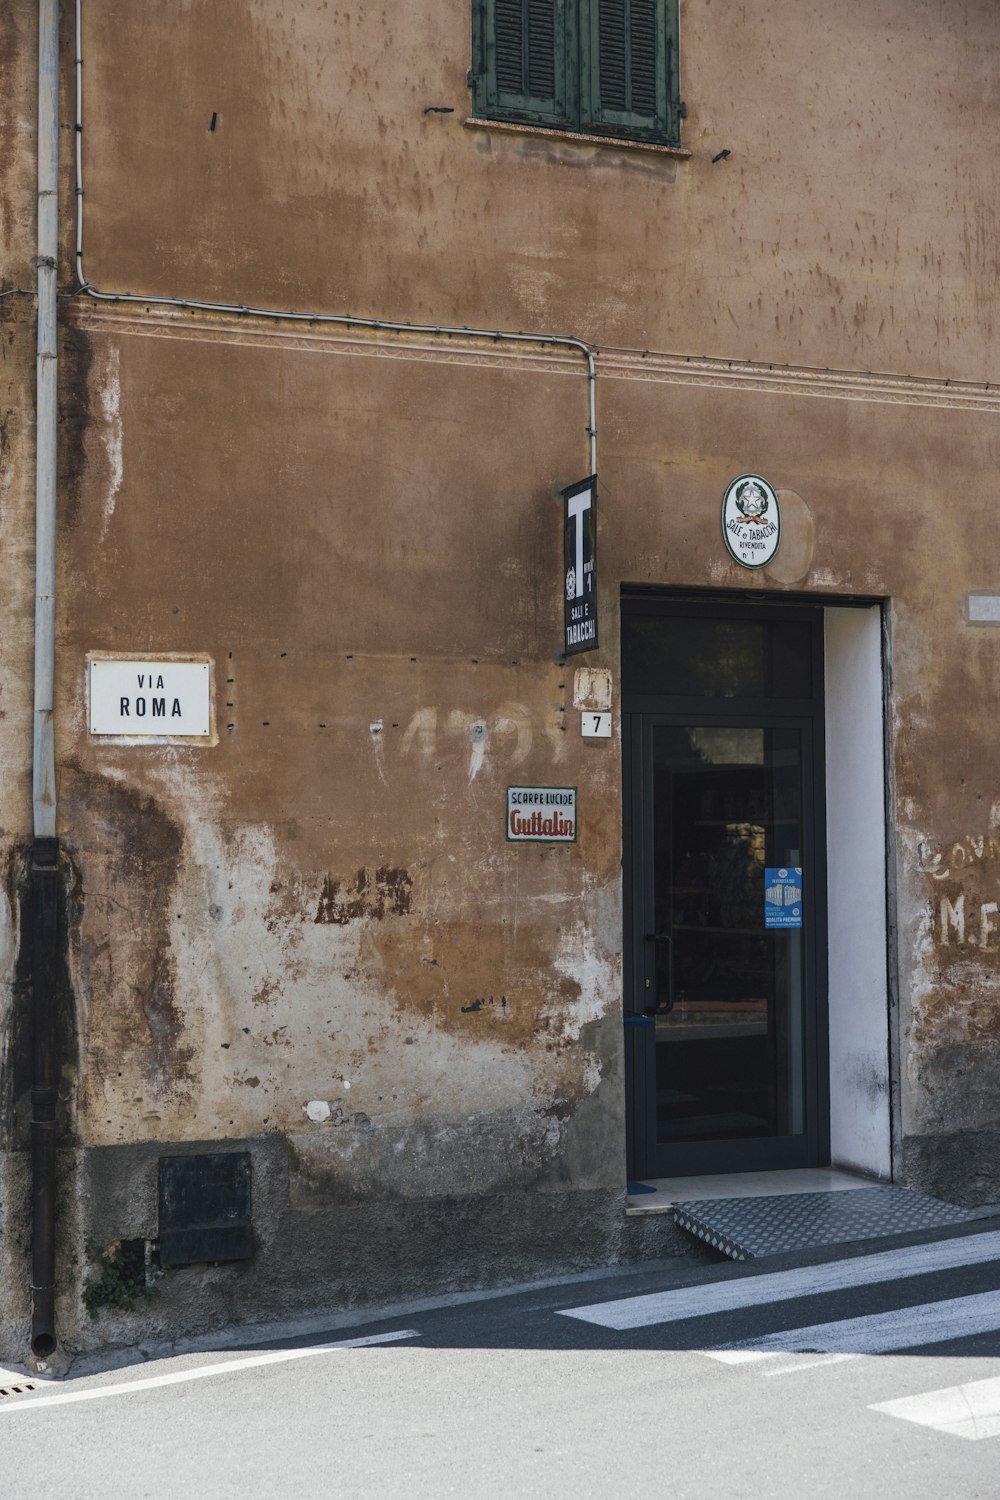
[{"xmin": 30, "ymin": 0, "xmax": 60, "ymax": 1360}]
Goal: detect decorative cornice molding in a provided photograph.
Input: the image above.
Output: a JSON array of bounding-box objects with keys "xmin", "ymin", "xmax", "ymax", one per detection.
[
  {"xmin": 596, "ymin": 349, "xmax": 1000, "ymax": 413},
  {"xmin": 66, "ymin": 302, "xmax": 1000, "ymax": 414}
]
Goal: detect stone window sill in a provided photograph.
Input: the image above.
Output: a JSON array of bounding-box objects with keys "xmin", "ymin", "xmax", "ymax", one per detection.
[{"xmin": 465, "ymin": 117, "xmax": 691, "ymax": 160}]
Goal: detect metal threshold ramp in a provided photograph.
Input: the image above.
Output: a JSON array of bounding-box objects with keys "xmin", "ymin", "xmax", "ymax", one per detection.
[{"xmin": 674, "ymin": 1186, "xmax": 982, "ymax": 1261}]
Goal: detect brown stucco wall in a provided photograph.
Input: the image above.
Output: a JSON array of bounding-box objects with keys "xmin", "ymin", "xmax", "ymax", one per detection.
[
  {"xmin": 79, "ymin": 0, "xmax": 1000, "ymax": 380},
  {"xmin": 4, "ymin": 0, "xmax": 1000, "ymax": 1356}
]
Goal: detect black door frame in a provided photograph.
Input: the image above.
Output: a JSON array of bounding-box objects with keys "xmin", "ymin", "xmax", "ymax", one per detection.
[{"xmin": 622, "ymin": 593, "xmax": 830, "ymax": 1180}]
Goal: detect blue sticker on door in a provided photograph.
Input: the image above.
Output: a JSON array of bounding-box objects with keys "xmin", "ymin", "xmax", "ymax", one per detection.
[{"xmin": 765, "ymin": 867, "xmax": 803, "ymax": 929}]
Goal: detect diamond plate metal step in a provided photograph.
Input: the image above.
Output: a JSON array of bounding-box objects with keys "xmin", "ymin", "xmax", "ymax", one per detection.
[{"xmin": 674, "ymin": 1186, "xmax": 982, "ymax": 1261}]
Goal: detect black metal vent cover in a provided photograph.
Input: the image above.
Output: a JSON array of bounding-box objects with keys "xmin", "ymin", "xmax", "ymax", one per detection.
[{"xmin": 158, "ymin": 1152, "xmax": 252, "ymax": 1267}]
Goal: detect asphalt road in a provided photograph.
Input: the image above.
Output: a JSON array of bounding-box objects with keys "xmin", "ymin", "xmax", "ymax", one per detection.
[{"xmin": 4, "ymin": 1219, "xmax": 1000, "ymax": 1500}]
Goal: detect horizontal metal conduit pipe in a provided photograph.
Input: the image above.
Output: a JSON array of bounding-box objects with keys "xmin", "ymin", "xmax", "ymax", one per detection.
[{"xmin": 73, "ymin": 0, "xmax": 596, "ymax": 476}]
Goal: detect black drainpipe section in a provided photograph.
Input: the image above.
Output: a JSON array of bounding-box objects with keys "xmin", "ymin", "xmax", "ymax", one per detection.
[{"xmin": 30, "ymin": 836, "xmax": 60, "ymax": 1357}]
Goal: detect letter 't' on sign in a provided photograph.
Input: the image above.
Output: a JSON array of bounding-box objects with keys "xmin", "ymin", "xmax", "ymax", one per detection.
[
  {"xmin": 563, "ymin": 475, "xmax": 598, "ymax": 656},
  {"xmin": 721, "ymin": 473, "xmax": 781, "ymax": 569}
]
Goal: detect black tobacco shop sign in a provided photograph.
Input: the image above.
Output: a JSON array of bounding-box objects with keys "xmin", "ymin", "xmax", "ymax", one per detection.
[{"xmin": 563, "ymin": 476, "xmax": 597, "ymax": 655}]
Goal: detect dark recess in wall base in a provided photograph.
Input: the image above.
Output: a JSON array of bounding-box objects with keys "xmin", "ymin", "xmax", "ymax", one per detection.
[
  {"xmin": 903, "ymin": 1129, "xmax": 1000, "ymax": 1208},
  {"xmin": 74, "ymin": 1135, "xmax": 696, "ymax": 1352}
]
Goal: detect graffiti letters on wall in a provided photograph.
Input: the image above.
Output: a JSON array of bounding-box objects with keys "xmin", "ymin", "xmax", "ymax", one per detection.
[{"xmin": 921, "ymin": 827, "xmax": 1000, "ymax": 951}]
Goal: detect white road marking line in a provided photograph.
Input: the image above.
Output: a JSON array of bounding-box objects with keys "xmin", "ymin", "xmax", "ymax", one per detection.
[
  {"xmin": 700, "ymin": 1350, "xmax": 780, "ymax": 1366},
  {"xmin": 0, "ymin": 1329, "xmax": 419, "ymax": 1415},
  {"xmin": 870, "ymin": 1375, "xmax": 1000, "ymax": 1441},
  {"xmin": 762, "ymin": 1352, "xmax": 859, "ymax": 1377},
  {"xmin": 558, "ymin": 1229, "xmax": 1000, "ymax": 1331},
  {"xmin": 722, "ymin": 1290, "xmax": 1000, "ymax": 1357},
  {"xmin": 699, "ymin": 1350, "xmax": 859, "ymax": 1375}
]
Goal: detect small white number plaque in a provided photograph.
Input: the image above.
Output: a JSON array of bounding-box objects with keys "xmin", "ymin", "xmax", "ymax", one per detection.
[{"xmin": 581, "ymin": 712, "xmax": 612, "ymax": 739}]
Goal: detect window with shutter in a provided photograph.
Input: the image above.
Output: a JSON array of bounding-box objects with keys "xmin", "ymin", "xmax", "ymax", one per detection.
[
  {"xmin": 472, "ymin": 0, "xmax": 680, "ymax": 146},
  {"xmin": 477, "ymin": 0, "xmax": 574, "ymax": 127}
]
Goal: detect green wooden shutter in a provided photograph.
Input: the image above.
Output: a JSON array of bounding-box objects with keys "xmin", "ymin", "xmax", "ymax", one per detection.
[
  {"xmin": 474, "ymin": 0, "xmax": 575, "ymax": 127},
  {"xmin": 583, "ymin": 0, "xmax": 678, "ymax": 142}
]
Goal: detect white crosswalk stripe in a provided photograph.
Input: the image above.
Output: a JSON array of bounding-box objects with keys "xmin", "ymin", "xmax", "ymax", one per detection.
[
  {"xmin": 558, "ymin": 1230, "xmax": 1000, "ymax": 1331},
  {"xmin": 762, "ymin": 1352, "xmax": 859, "ymax": 1377},
  {"xmin": 559, "ymin": 1227, "xmax": 1000, "ymax": 1431},
  {"xmin": 712, "ymin": 1290, "xmax": 1000, "ymax": 1357},
  {"xmin": 701, "ymin": 1349, "xmax": 858, "ymax": 1375},
  {"xmin": 870, "ymin": 1375, "xmax": 1000, "ymax": 1441}
]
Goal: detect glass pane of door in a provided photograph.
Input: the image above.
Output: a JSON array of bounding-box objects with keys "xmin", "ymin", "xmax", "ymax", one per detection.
[{"xmin": 644, "ymin": 721, "xmax": 808, "ymax": 1151}]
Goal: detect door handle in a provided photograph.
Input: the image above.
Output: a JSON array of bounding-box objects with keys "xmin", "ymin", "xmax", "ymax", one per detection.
[{"xmin": 642, "ymin": 932, "xmax": 674, "ymax": 1015}]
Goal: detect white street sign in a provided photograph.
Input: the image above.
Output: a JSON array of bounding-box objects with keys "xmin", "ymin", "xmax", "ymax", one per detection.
[{"xmin": 89, "ymin": 658, "xmax": 213, "ymax": 738}]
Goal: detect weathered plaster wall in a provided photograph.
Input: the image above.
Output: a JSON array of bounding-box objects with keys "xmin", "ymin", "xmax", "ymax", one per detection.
[
  {"xmin": 78, "ymin": 0, "xmax": 1000, "ymax": 382},
  {"xmin": 7, "ymin": 0, "xmax": 1000, "ymax": 1356},
  {"xmin": 57, "ymin": 318, "xmax": 1000, "ymax": 1241},
  {"xmin": 56, "ymin": 325, "xmax": 623, "ymax": 1197},
  {"xmin": 63, "ymin": 0, "xmax": 1000, "ymax": 1287}
]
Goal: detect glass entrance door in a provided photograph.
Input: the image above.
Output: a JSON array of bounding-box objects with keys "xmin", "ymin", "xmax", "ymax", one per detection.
[{"xmin": 623, "ymin": 601, "xmax": 827, "ymax": 1178}]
